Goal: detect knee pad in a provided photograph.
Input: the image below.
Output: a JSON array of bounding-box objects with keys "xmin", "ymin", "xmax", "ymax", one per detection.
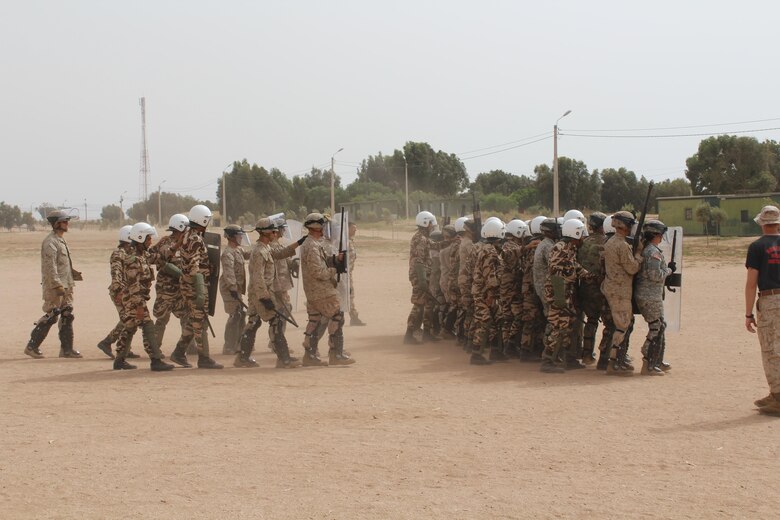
[{"xmin": 60, "ymin": 306, "xmax": 74, "ymax": 325}]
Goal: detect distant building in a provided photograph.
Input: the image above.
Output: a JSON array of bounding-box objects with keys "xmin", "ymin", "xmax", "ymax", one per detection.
[{"xmin": 657, "ymin": 193, "xmax": 780, "ymax": 236}]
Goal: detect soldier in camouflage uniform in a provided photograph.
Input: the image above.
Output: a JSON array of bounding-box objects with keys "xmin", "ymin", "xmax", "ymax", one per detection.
[
  {"xmin": 24, "ymin": 210, "xmax": 83, "ymax": 359},
  {"xmin": 636, "ymin": 220, "xmax": 673, "ymax": 375},
  {"xmin": 235, "ymin": 218, "xmax": 303, "ymax": 368},
  {"xmin": 220, "ymin": 225, "xmax": 249, "ymax": 355},
  {"xmin": 446, "ymin": 218, "xmax": 467, "ymax": 341},
  {"xmin": 347, "ymin": 221, "xmax": 366, "ymax": 326},
  {"xmin": 113, "ymin": 223, "xmax": 174, "ymax": 371},
  {"xmin": 519, "ymin": 217, "xmax": 547, "ymax": 361},
  {"xmin": 471, "ymin": 219, "xmax": 506, "ymax": 365},
  {"xmin": 576, "ymin": 212, "xmax": 615, "ymax": 367},
  {"xmin": 405, "ymin": 211, "xmax": 446, "ymax": 344},
  {"xmin": 300, "ymin": 213, "xmax": 355, "ymax": 366},
  {"xmin": 169, "ymin": 205, "xmax": 222, "ymax": 369},
  {"xmin": 267, "ymin": 218, "xmax": 300, "ymax": 352},
  {"xmin": 455, "ymin": 220, "xmax": 477, "ymax": 346},
  {"xmin": 602, "ymin": 211, "xmax": 643, "ymax": 376},
  {"xmin": 500, "ymin": 219, "xmax": 527, "ymax": 357},
  {"xmin": 96, "ymin": 225, "xmax": 137, "ymax": 360},
  {"xmin": 533, "ymin": 218, "xmax": 559, "ymax": 316},
  {"xmin": 541, "ymin": 219, "xmax": 589, "ymax": 373},
  {"xmin": 148, "ymin": 214, "xmax": 188, "ymax": 356},
  {"xmin": 438, "ymin": 224, "xmax": 457, "ymax": 338},
  {"xmin": 429, "ymin": 230, "xmax": 445, "ymax": 336}
]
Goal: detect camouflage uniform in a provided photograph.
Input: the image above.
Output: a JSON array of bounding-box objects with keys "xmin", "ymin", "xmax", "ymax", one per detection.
[
  {"xmin": 455, "ymin": 236, "xmax": 475, "ymax": 340},
  {"xmin": 577, "ymin": 231, "xmax": 615, "ymax": 361},
  {"xmin": 269, "ymin": 235, "xmax": 297, "ymax": 351},
  {"xmin": 99, "ymin": 243, "xmax": 132, "ymax": 353},
  {"xmin": 464, "ymin": 241, "xmax": 487, "ymax": 346},
  {"xmin": 445, "ymin": 235, "xmax": 462, "ymax": 335},
  {"xmin": 148, "ymin": 234, "xmax": 185, "ymax": 348},
  {"xmin": 543, "ymin": 240, "xmax": 589, "ymax": 365},
  {"xmin": 429, "ymin": 240, "xmax": 444, "ymax": 334},
  {"xmin": 176, "ymin": 227, "xmax": 212, "ymax": 357},
  {"xmin": 347, "ymin": 234, "xmax": 361, "ymax": 322},
  {"xmin": 406, "ymin": 228, "xmax": 435, "ymax": 332},
  {"xmin": 471, "ymin": 241, "xmax": 502, "ymax": 358},
  {"xmin": 500, "ymin": 238, "xmax": 523, "ymax": 353},
  {"xmin": 533, "ymin": 237, "xmax": 556, "ymax": 316},
  {"xmin": 519, "ymin": 235, "xmax": 545, "ymax": 358},
  {"xmin": 219, "ymin": 243, "xmax": 247, "ymax": 354},
  {"xmin": 635, "ymin": 242, "xmax": 671, "ymax": 369},
  {"xmin": 115, "ymin": 248, "xmax": 165, "ymax": 360},
  {"xmin": 602, "ymin": 234, "xmax": 641, "ymax": 369}
]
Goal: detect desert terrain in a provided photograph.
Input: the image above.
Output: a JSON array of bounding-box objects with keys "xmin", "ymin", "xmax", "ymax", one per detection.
[{"xmin": 0, "ymin": 228, "xmax": 778, "ymax": 519}]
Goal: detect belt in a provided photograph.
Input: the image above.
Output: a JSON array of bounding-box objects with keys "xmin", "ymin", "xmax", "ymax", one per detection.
[{"xmin": 759, "ymin": 288, "xmax": 780, "ymax": 297}]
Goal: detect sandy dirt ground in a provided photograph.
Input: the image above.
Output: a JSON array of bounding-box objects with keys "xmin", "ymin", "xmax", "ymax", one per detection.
[{"xmin": 1, "ymin": 229, "xmax": 779, "ymax": 519}]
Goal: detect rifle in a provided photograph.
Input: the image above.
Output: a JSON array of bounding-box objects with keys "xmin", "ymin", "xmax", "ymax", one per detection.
[
  {"xmin": 240, "ymin": 298, "xmax": 299, "ymax": 327},
  {"xmin": 204, "ymin": 314, "xmax": 216, "ymax": 338},
  {"xmin": 665, "ymin": 229, "xmax": 682, "ymax": 292},
  {"xmin": 632, "ymin": 181, "xmax": 654, "ymax": 255},
  {"xmin": 336, "ymin": 207, "xmax": 348, "ymax": 282},
  {"xmin": 472, "ymin": 192, "xmax": 482, "ymax": 242}
]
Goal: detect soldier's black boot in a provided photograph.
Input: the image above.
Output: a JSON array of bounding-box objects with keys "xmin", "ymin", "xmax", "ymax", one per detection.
[
  {"xmin": 197, "ymin": 355, "xmax": 223, "ymax": 369},
  {"xmin": 302, "ymin": 334, "xmax": 327, "ymax": 366},
  {"xmin": 404, "ymin": 327, "xmax": 420, "ymax": 345},
  {"xmin": 540, "ymin": 353, "xmax": 565, "ymax": 373},
  {"xmin": 113, "ymin": 356, "xmax": 137, "ymax": 370},
  {"xmin": 658, "ymin": 343, "xmax": 671, "ymax": 372},
  {"xmin": 169, "ymin": 340, "xmax": 192, "ymax": 368},
  {"xmin": 596, "ymin": 348, "xmax": 610, "ymax": 370},
  {"xmin": 150, "ymin": 358, "xmax": 174, "ymax": 371},
  {"xmin": 97, "ymin": 337, "xmax": 115, "ymax": 359},
  {"xmin": 24, "ymin": 317, "xmax": 55, "ymax": 359},
  {"xmin": 328, "ymin": 333, "xmax": 355, "ymax": 366},
  {"xmin": 422, "ymin": 327, "xmax": 441, "ymax": 342},
  {"xmin": 564, "ymin": 353, "xmax": 586, "ymax": 370},
  {"xmin": 58, "ymin": 316, "xmax": 82, "ymax": 358},
  {"xmin": 274, "ymin": 333, "xmax": 302, "ymax": 369},
  {"xmin": 606, "ymin": 347, "xmax": 633, "ymax": 377}
]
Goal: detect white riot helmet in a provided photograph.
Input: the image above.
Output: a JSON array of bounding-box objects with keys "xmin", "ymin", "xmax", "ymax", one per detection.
[
  {"xmin": 505, "ymin": 219, "xmax": 529, "ymax": 238},
  {"xmin": 118, "ymin": 225, "xmax": 133, "ymax": 243},
  {"xmin": 561, "ymin": 219, "xmax": 586, "ymax": 240},
  {"xmin": 454, "ymin": 216, "xmax": 470, "ymax": 233},
  {"xmin": 168, "ymin": 213, "xmax": 189, "ymax": 232},
  {"xmin": 188, "ymin": 204, "xmax": 212, "ymax": 228},
  {"xmin": 563, "ymin": 209, "xmax": 585, "ymax": 224},
  {"xmin": 129, "ymin": 222, "xmax": 157, "ymax": 244},
  {"xmin": 481, "ymin": 218, "xmax": 505, "ymax": 239},
  {"xmin": 415, "ymin": 211, "xmax": 437, "ymax": 228},
  {"xmin": 603, "ymin": 215, "xmax": 615, "ymax": 234},
  {"xmin": 530, "ymin": 216, "xmax": 547, "ymax": 235}
]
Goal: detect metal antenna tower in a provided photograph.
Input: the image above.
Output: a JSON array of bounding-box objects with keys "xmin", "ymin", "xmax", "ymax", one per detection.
[{"xmin": 139, "ymin": 97, "xmax": 150, "ymax": 201}]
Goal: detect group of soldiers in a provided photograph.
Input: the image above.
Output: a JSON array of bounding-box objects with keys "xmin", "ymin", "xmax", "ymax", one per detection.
[
  {"xmin": 405, "ymin": 209, "xmax": 677, "ymax": 376},
  {"xmin": 23, "ymin": 206, "xmax": 357, "ymax": 371}
]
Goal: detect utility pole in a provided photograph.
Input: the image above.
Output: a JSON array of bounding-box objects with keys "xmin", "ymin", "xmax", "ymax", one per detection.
[
  {"xmin": 157, "ymin": 180, "xmax": 166, "ymax": 225},
  {"xmin": 553, "ymin": 109, "xmax": 572, "ymax": 217},
  {"xmin": 83, "ymin": 199, "xmax": 87, "ymax": 230},
  {"xmin": 330, "ymin": 148, "xmax": 343, "ymax": 217},
  {"xmin": 404, "ymin": 156, "xmax": 409, "ymax": 220},
  {"xmin": 222, "ymin": 162, "xmax": 231, "ymax": 224},
  {"xmin": 119, "ymin": 191, "xmax": 127, "ymax": 226},
  {"xmin": 139, "ymin": 97, "xmax": 150, "ymax": 204}
]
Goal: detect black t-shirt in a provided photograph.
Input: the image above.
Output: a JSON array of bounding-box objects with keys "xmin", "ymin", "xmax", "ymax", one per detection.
[{"xmin": 745, "ymin": 235, "xmax": 780, "ymax": 291}]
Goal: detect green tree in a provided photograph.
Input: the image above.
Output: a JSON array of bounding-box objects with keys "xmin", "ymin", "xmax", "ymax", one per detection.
[
  {"xmin": 402, "ymin": 142, "xmax": 469, "ymax": 196},
  {"xmin": 127, "ymin": 193, "xmax": 209, "ymax": 223},
  {"xmin": 695, "ymin": 202, "xmax": 712, "ymax": 239},
  {"xmin": 710, "ymin": 207, "xmax": 728, "ymax": 237},
  {"xmin": 101, "ymin": 204, "xmax": 122, "ymax": 225},
  {"xmin": 472, "ymin": 170, "xmax": 533, "ymax": 195},
  {"xmin": 535, "ymin": 158, "xmax": 599, "ymax": 211},
  {"xmin": 685, "ymin": 136, "xmax": 780, "ymax": 195},
  {"xmin": 0, "ymin": 202, "xmax": 22, "ymax": 230},
  {"xmin": 21, "ymin": 211, "xmax": 36, "ymax": 231}
]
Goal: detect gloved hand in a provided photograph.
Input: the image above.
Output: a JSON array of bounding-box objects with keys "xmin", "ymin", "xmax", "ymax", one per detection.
[
  {"xmin": 668, "ymin": 261, "xmax": 677, "ymax": 273},
  {"xmin": 53, "ymin": 286, "xmax": 66, "ymax": 297},
  {"xmin": 260, "ymin": 298, "xmax": 275, "ymax": 310},
  {"xmin": 71, "ymin": 269, "xmax": 83, "ymax": 281},
  {"xmin": 230, "ymin": 290, "xmax": 240, "ymax": 301},
  {"xmin": 297, "ymin": 235, "xmax": 307, "ymax": 246},
  {"xmin": 290, "ymin": 258, "xmax": 300, "ymax": 279}
]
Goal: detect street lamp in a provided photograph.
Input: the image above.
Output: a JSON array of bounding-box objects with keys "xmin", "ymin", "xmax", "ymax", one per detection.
[
  {"xmin": 222, "ymin": 162, "xmax": 232, "ymax": 224},
  {"xmin": 330, "ymin": 147, "xmax": 343, "ymax": 217},
  {"xmin": 119, "ymin": 191, "xmax": 127, "ymax": 225},
  {"xmin": 404, "ymin": 154, "xmax": 409, "ymax": 220},
  {"xmin": 157, "ymin": 180, "xmax": 166, "ymax": 225},
  {"xmin": 553, "ymin": 109, "xmax": 572, "ymax": 217}
]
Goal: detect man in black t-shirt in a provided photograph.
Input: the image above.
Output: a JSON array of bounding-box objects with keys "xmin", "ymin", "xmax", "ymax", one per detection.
[{"xmin": 745, "ymin": 205, "xmax": 780, "ymax": 416}]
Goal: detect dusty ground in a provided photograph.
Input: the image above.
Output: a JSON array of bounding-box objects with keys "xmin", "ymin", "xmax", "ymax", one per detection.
[{"xmin": 1, "ymin": 229, "xmax": 778, "ymax": 519}]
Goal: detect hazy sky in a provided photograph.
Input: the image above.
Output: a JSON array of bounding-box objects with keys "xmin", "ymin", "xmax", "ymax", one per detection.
[{"xmin": 2, "ymin": 0, "xmax": 778, "ymax": 217}]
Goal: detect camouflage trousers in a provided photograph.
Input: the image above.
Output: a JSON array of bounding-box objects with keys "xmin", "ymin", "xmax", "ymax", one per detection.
[
  {"xmin": 455, "ymin": 290, "xmax": 473, "ymax": 341},
  {"xmin": 542, "ymin": 305, "xmax": 578, "ymax": 361},
  {"xmin": 757, "ymin": 294, "xmax": 780, "ymax": 394},
  {"xmin": 579, "ymin": 282, "xmax": 615, "ymax": 357},
  {"xmin": 153, "ymin": 285, "xmax": 185, "ymax": 348},
  {"xmin": 349, "ymin": 271, "xmax": 359, "ymax": 319},
  {"xmin": 603, "ymin": 291, "xmax": 634, "ymax": 350},
  {"xmin": 269, "ymin": 290, "xmax": 291, "ymax": 351},
  {"xmin": 472, "ymin": 298, "xmax": 500, "ymax": 354},
  {"xmin": 638, "ymin": 298, "xmax": 665, "ymax": 360},
  {"xmin": 407, "ymin": 282, "xmax": 434, "ymax": 330},
  {"xmin": 501, "ymin": 295, "xmax": 523, "ymax": 349},
  {"xmin": 519, "ymin": 286, "xmax": 545, "ymax": 355},
  {"xmin": 179, "ymin": 284, "xmax": 211, "ymax": 357},
  {"xmin": 116, "ymin": 304, "xmax": 163, "ymax": 359}
]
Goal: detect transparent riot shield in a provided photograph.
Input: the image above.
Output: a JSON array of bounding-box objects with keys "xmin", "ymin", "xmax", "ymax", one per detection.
[
  {"xmin": 284, "ymin": 219, "xmax": 303, "ymax": 312},
  {"xmin": 329, "ymin": 211, "xmax": 351, "ymax": 313},
  {"xmin": 658, "ymin": 226, "xmax": 683, "ymax": 332}
]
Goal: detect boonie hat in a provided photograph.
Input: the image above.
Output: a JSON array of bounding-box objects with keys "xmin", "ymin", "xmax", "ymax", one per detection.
[{"xmin": 754, "ymin": 205, "xmax": 780, "ymax": 226}]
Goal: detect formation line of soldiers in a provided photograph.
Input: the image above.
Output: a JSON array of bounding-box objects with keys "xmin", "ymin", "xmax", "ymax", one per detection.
[
  {"xmin": 23, "ymin": 207, "xmax": 356, "ymax": 370},
  {"xmin": 405, "ymin": 209, "xmax": 676, "ymax": 376}
]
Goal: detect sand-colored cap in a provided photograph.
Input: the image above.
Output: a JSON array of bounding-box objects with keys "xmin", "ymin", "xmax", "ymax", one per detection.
[{"xmin": 754, "ymin": 205, "xmax": 780, "ymax": 226}]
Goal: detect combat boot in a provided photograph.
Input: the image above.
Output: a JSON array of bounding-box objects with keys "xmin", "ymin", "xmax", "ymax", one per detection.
[
  {"xmin": 24, "ymin": 346, "xmax": 44, "ymax": 359},
  {"xmin": 564, "ymin": 355, "xmax": 586, "ymax": 370},
  {"xmin": 581, "ymin": 352, "xmax": 596, "ymax": 365},
  {"xmin": 169, "ymin": 341, "xmax": 192, "ymax": 368},
  {"xmin": 422, "ymin": 328, "xmax": 441, "ymax": 342},
  {"xmin": 350, "ymin": 315, "xmax": 366, "ymax": 326},
  {"xmin": 328, "ymin": 334, "xmax": 355, "ymax": 366},
  {"xmin": 754, "ymin": 394, "xmax": 778, "ymax": 407},
  {"xmin": 234, "ymin": 352, "xmax": 259, "ymax": 368},
  {"xmin": 127, "ymin": 351, "xmax": 140, "ymax": 359},
  {"xmin": 489, "ymin": 349, "xmax": 509, "ymax": 362},
  {"xmin": 274, "ymin": 335, "xmax": 302, "ymax": 368},
  {"xmin": 758, "ymin": 395, "xmax": 780, "ymax": 417},
  {"xmin": 197, "ymin": 355, "xmax": 223, "ymax": 369},
  {"xmin": 150, "ymin": 358, "xmax": 174, "ymax": 371},
  {"xmin": 59, "ymin": 348, "xmax": 83, "ymax": 358},
  {"xmin": 606, "ymin": 359, "xmax": 633, "ymax": 377},
  {"xmin": 403, "ymin": 327, "xmax": 420, "ymax": 345},
  {"xmin": 113, "ymin": 357, "xmax": 137, "ymax": 370},
  {"xmin": 58, "ymin": 318, "xmax": 82, "ymax": 358},
  {"xmin": 641, "ymin": 359, "xmax": 664, "ymax": 376},
  {"xmin": 540, "ymin": 358, "xmax": 565, "ymax": 373},
  {"xmin": 97, "ymin": 338, "xmax": 115, "ymax": 359},
  {"xmin": 303, "ymin": 348, "xmax": 328, "ymax": 366},
  {"xmin": 469, "ymin": 352, "xmax": 492, "ymax": 365},
  {"xmin": 596, "ymin": 349, "xmax": 609, "ymax": 370}
]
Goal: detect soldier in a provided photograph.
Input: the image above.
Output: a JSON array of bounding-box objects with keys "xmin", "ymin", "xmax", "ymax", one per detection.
[
  {"xmin": 519, "ymin": 216, "xmax": 547, "ymax": 361},
  {"xmin": 268, "ymin": 217, "xmax": 300, "ymax": 352},
  {"xmin": 577, "ymin": 212, "xmax": 614, "ymax": 367},
  {"xmin": 438, "ymin": 224, "xmax": 457, "ymax": 338},
  {"xmin": 602, "ymin": 210, "xmax": 642, "ymax": 376},
  {"xmin": 471, "ymin": 219, "xmax": 506, "ymax": 365},
  {"xmin": 235, "ymin": 218, "xmax": 304, "ymax": 368},
  {"xmin": 96, "ymin": 225, "xmax": 135, "ymax": 359},
  {"xmin": 405, "ymin": 211, "xmax": 441, "ymax": 344},
  {"xmin": 446, "ymin": 217, "xmax": 467, "ymax": 341},
  {"xmin": 300, "ymin": 213, "xmax": 355, "ymax": 365},
  {"xmin": 500, "ymin": 219, "xmax": 527, "ymax": 357},
  {"xmin": 541, "ymin": 219, "xmax": 589, "ymax": 373},
  {"xmin": 533, "ymin": 218, "xmax": 559, "ymax": 316},
  {"xmin": 169, "ymin": 205, "xmax": 223, "ymax": 369},
  {"xmin": 113, "ymin": 223, "xmax": 175, "ymax": 371},
  {"xmin": 636, "ymin": 220, "xmax": 673, "ymax": 375},
  {"xmin": 220, "ymin": 224, "xmax": 249, "ymax": 355},
  {"xmin": 148, "ymin": 214, "xmax": 188, "ymax": 355},
  {"xmin": 456, "ymin": 220, "xmax": 479, "ymax": 348},
  {"xmin": 745, "ymin": 205, "xmax": 780, "ymax": 416},
  {"xmin": 429, "ymin": 230, "xmax": 445, "ymax": 336},
  {"xmin": 24, "ymin": 210, "xmax": 83, "ymax": 359},
  {"xmin": 347, "ymin": 221, "xmax": 366, "ymax": 326}
]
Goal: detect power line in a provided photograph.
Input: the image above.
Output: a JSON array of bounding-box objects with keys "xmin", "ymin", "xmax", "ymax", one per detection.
[
  {"xmin": 560, "ymin": 126, "xmax": 780, "ymax": 139},
  {"xmin": 456, "ymin": 131, "xmax": 552, "ymax": 155},
  {"xmin": 565, "ymin": 117, "xmax": 780, "ymax": 132},
  {"xmin": 459, "ymin": 135, "xmax": 552, "ymax": 160}
]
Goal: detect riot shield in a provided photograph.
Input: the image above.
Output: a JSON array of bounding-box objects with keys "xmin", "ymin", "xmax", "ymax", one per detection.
[
  {"xmin": 284, "ymin": 219, "xmax": 303, "ymax": 312},
  {"xmin": 658, "ymin": 226, "xmax": 683, "ymax": 332},
  {"xmin": 329, "ymin": 211, "xmax": 351, "ymax": 313},
  {"xmin": 204, "ymin": 231, "xmax": 221, "ymax": 317}
]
